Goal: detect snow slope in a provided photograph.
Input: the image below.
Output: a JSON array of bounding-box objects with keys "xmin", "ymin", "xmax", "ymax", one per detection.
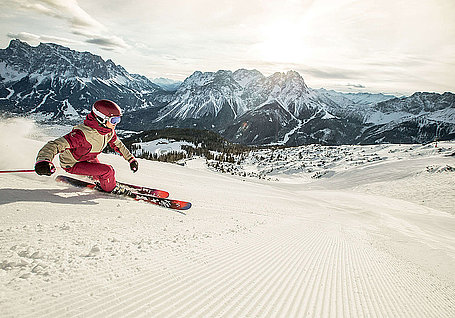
[{"xmin": 0, "ymin": 119, "xmax": 454, "ymax": 317}]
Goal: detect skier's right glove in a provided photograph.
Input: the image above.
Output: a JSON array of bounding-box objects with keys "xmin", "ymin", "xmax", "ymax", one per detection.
[
  {"xmin": 129, "ymin": 159, "xmax": 138, "ymax": 173},
  {"xmin": 35, "ymin": 160, "xmax": 56, "ymax": 176}
]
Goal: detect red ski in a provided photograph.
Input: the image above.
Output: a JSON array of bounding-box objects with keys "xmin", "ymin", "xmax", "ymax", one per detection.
[
  {"xmin": 116, "ymin": 181, "xmax": 169, "ymax": 198},
  {"xmin": 56, "ymin": 175, "xmax": 191, "ymax": 211}
]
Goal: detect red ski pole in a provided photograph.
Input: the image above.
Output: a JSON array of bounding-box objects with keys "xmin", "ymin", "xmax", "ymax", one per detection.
[{"xmin": 0, "ymin": 169, "xmax": 35, "ymax": 174}]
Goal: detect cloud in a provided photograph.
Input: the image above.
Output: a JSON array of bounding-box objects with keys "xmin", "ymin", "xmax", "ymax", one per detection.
[
  {"xmin": 85, "ymin": 36, "xmax": 129, "ymax": 50},
  {"xmin": 295, "ymin": 66, "xmax": 365, "ymax": 80},
  {"xmin": 346, "ymin": 83, "xmax": 366, "ymax": 89},
  {"xmin": 32, "ymin": 0, "xmax": 104, "ymax": 31},
  {"xmin": 11, "ymin": 0, "xmax": 128, "ymax": 50},
  {"xmin": 7, "ymin": 31, "xmax": 79, "ymax": 45},
  {"xmin": 24, "ymin": 3, "xmax": 55, "ymax": 15}
]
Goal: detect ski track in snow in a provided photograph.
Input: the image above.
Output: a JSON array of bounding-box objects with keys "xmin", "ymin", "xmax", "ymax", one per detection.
[
  {"xmin": 0, "ymin": 121, "xmax": 455, "ymax": 318},
  {"xmin": 6, "ymin": 214, "xmax": 454, "ymax": 318}
]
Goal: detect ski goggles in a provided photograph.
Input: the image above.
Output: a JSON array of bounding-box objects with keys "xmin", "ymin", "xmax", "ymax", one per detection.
[
  {"xmin": 108, "ymin": 116, "xmax": 121, "ymax": 125},
  {"xmin": 93, "ymin": 108, "xmax": 122, "ymax": 125}
]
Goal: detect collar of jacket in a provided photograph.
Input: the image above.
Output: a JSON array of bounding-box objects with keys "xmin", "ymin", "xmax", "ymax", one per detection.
[{"xmin": 84, "ymin": 112, "xmax": 113, "ymax": 135}]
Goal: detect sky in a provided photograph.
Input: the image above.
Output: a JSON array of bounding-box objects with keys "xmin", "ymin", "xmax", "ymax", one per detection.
[{"xmin": 1, "ymin": 0, "xmax": 454, "ymax": 95}]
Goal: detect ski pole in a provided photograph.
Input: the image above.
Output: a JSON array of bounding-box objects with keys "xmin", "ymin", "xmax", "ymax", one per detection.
[{"xmin": 0, "ymin": 169, "xmax": 35, "ymax": 174}]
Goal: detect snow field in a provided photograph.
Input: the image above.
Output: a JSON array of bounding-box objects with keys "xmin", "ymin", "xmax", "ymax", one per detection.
[{"xmin": 0, "ymin": 118, "xmax": 454, "ymax": 317}]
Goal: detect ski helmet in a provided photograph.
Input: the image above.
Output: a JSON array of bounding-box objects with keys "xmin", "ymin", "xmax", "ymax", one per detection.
[{"xmin": 92, "ymin": 99, "xmax": 122, "ymax": 124}]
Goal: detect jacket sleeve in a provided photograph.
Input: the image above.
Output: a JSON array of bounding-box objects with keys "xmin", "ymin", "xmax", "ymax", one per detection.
[
  {"xmin": 36, "ymin": 136, "xmax": 71, "ymax": 163},
  {"xmin": 108, "ymin": 133, "xmax": 135, "ymax": 162}
]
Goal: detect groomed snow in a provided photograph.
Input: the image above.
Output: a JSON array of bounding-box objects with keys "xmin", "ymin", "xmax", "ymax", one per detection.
[{"xmin": 0, "ymin": 118, "xmax": 454, "ymax": 317}]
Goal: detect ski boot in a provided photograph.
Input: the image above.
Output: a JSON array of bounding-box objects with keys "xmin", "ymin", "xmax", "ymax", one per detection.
[
  {"xmin": 94, "ymin": 182, "xmax": 132, "ymax": 196},
  {"xmin": 110, "ymin": 183, "xmax": 133, "ymax": 196}
]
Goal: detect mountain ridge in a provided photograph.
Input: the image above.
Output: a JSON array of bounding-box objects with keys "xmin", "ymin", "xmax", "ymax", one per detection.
[{"xmin": 1, "ymin": 39, "xmax": 454, "ymax": 145}]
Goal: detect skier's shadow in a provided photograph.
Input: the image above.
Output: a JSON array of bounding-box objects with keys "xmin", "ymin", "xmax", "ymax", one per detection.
[{"xmin": 0, "ymin": 188, "xmax": 98, "ymax": 205}]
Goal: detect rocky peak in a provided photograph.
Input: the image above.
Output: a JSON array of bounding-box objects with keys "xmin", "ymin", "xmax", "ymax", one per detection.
[
  {"xmin": 266, "ymin": 70, "xmax": 309, "ymax": 93},
  {"xmin": 180, "ymin": 69, "xmax": 240, "ymax": 91},
  {"xmin": 1, "ymin": 39, "xmax": 131, "ymax": 81},
  {"xmin": 6, "ymin": 39, "xmax": 31, "ymax": 51},
  {"xmin": 233, "ymin": 69, "xmax": 265, "ymax": 88}
]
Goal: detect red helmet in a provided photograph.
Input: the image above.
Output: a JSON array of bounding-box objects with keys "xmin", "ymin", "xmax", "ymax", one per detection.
[{"xmin": 92, "ymin": 99, "xmax": 122, "ymax": 123}]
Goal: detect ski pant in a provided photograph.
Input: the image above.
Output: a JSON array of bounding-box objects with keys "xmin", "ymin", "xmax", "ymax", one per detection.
[{"xmin": 63, "ymin": 158, "xmax": 116, "ymax": 192}]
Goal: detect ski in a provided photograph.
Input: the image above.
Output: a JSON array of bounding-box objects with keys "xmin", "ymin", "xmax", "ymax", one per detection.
[
  {"xmin": 55, "ymin": 175, "xmax": 191, "ymax": 211},
  {"xmin": 87, "ymin": 176, "xmax": 168, "ymax": 198},
  {"xmin": 116, "ymin": 181, "xmax": 169, "ymax": 198}
]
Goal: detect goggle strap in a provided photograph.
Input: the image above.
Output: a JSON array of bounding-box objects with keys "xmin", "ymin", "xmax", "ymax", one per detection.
[{"xmin": 93, "ymin": 108, "xmax": 108, "ymax": 121}]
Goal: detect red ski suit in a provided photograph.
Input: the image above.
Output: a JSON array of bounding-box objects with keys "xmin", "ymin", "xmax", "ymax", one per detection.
[{"xmin": 36, "ymin": 113, "xmax": 135, "ymax": 191}]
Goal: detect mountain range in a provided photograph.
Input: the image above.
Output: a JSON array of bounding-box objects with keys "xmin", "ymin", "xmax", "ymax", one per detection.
[
  {"xmin": 1, "ymin": 39, "xmax": 454, "ymax": 145},
  {"xmin": 151, "ymin": 77, "xmax": 183, "ymax": 91}
]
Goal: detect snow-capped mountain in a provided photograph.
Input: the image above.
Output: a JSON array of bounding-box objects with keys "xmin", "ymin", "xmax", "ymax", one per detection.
[
  {"xmin": 316, "ymin": 88, "xmax": 396, "ymax": 107},
  {"xmin": 153, "ymin": 70, "xmax": 245, "ymax": 129},
  {"xmin": 314, "ymin": 89, "xmax": 455, "ymax": 142},
  {"xmin": 366, "ymin": 92, "xmax": 455, "ymax": 124},
  {"xmin": 1, "ymin": 39, "xmax": 454, "ymax": 145},
  {"xmin": 315, "ymin": 88, "xmax": 396, "ymax": 121},
  {"xmin": 151, "ymin": 67, "xmax": 454, "ymax": 145},
  {"xmin": 0, "ymin": 39, "xmax": 171, "ymax": 122},
  {"xmin": 155, "ymin": 69, "xmax": 329, "ymax": 126},
  {"xmin": 149, "ymin": 69, "xmax": 383, "ymax": 145},
  {"xmin": 151, "ymin": 77, "xmax": 182, "ymax": 91},
  {"xmin": 358, "ymin": 92, "xmax": 455, "ymax": 144}
]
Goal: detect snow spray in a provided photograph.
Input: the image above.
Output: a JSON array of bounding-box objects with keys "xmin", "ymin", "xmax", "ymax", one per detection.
[{"xmin": 0, "ymin": 118, "xmax": 42, "ymax": 170}]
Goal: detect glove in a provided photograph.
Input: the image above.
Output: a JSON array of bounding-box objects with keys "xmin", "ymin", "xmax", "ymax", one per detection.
[
  {"xmin": 35, "ymin": 160, "xmax": 56, "ymax": 176},
  {"xmin": 129, "ymin": 159, "xmax": 138, "ymax": 173}
]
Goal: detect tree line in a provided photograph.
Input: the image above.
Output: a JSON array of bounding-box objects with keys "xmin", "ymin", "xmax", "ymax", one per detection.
[{"xmin": 120, "ymin": 127, "xmax": 253, "ymax": 163}]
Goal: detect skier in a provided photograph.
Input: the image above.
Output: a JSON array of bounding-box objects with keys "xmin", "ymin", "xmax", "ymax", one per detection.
[{"xmin": 34, "ymin": 99, "xmax": 138, "ymax": 194}]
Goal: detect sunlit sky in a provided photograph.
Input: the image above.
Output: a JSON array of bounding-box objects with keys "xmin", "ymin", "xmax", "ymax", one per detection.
[{"xmin": 1, "ymin": 0, "xmax": 454, "ymax": 95}]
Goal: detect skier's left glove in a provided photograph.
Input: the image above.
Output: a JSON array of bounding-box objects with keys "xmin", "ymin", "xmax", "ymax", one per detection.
[
  {"xmin": 35, "ymin": 160, "xmax": 56, "ymax": 176},
  {"xmin": 129, "ymin": 159, "xmax": 138, "ymax": 173}
]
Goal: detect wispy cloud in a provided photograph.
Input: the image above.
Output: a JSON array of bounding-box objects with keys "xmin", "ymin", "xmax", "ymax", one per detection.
[
  {"xmin": 10, "ymin": 0, "xmax": 128, "ymax": 50},
  {"xmin": 7, "ymin": 31, "xmax": 79, "ymax": 45},
  {"xmin": 301, "ymin": 66, "xmax": 364, "ymax": 80},
  {"xmin": 85, "ymin": 36, "xmax": 129, "ymax": 50},
  {"xmin": 346, "ymin": 83, "xmax": 366, "ymax": 89},
  {"xmin": 29, "ymin": 0, "xmax": 104, "ymax": 31}
]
